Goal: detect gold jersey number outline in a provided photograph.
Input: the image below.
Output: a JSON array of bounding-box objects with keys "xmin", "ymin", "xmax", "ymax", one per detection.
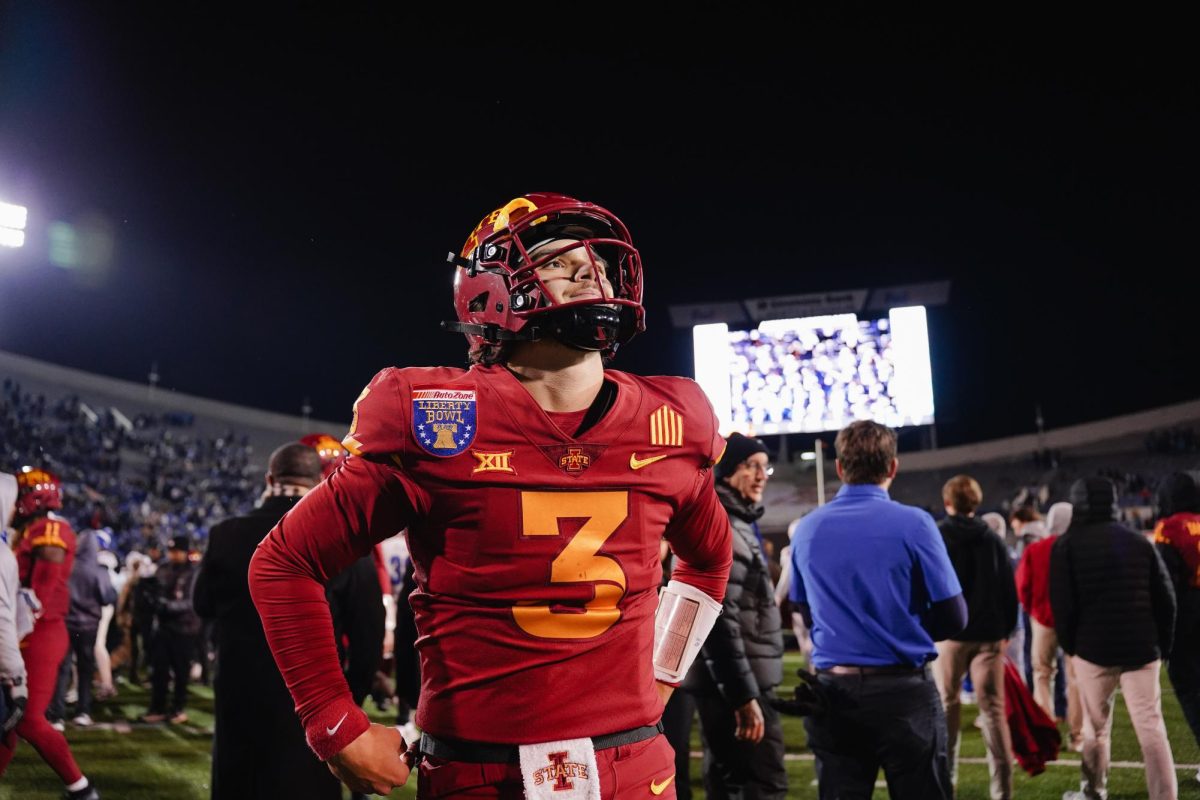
[{"xmin": 513, "ymin": 490, "xmax": 628, "ymax": 639}]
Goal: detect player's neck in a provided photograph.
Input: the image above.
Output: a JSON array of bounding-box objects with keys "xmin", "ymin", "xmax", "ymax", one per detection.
[{"xmin": 505, "ymin": 341, "xmax": 605, "ymax": 412}]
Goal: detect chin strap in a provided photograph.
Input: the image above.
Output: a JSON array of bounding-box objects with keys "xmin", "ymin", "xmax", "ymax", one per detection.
[
  {"xmin": 440, "ymin": 321, "xmax": 543, "ymax": 344},
  {"xmin": 442, "ymin": 306, "xmax": 620, "ymax": 351}
]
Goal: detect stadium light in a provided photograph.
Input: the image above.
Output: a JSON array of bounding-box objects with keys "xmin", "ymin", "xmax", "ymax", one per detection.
[
  {"xmin": 0, "ymin": 200, "xmax": 28, "ymax": 248},
  {"xmin": 800, "ymin": 451, "xmax": 817, "ymax": 461}
]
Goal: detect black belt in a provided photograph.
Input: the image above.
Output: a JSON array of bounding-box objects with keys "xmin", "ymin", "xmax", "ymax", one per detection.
[
  {"xmin": 818, "ymin": 664, "xmax": 925, "ymax": 676},
  {"xmin": 418, "ymin": 722, "xmax": 664, "ymax": 764}
]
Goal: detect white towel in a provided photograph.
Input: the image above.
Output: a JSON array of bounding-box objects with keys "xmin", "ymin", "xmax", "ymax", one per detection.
[{"xmin": 518, "ymin": 737, "xmax": 601, "ymax": 800}]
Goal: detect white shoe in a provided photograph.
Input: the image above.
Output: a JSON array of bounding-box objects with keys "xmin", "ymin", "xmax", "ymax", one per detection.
[
  {"xmin": 50, "ymin": 719, "xmax": 66, "ymax": 732},
  {"xmin": 72, "ymin": 713, "xmax": 94, "ymax": 727}
]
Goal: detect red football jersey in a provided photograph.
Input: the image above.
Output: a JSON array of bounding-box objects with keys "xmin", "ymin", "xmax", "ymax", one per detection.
[
  {"xmin": 14, "ymin": 513, "xmax": 77, "ymax": 624},
  {"xmin": 1154, "ymin": 512, "xmax": 1200, "ymax": 588},
  {"xmin": 251, "ymin": 364, "xmax": 732, "ymax": 758}
]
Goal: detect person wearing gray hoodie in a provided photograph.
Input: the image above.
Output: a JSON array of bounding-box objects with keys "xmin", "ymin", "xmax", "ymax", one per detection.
[
  {"xmin": 49, "ymin": 529, "xmax": 116, "ymax": 727},
  {"xmin": 0, "ymin": 473, "xmax": 28, "ymax": 734}
]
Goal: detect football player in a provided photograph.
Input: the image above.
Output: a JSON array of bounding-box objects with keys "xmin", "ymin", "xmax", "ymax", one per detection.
[
  {"xmin": 0, "ymin": 467, "xmax": 100, "ymax": 800},
  {"xmin": 250, "ymin": 193, "xmax": 733, "ymax": 798}
]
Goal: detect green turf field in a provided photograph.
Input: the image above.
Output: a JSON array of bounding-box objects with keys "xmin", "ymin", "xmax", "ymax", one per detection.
[{"xmin": 4, "ymin": 654, "xmax": 1199, "ymax": 799}]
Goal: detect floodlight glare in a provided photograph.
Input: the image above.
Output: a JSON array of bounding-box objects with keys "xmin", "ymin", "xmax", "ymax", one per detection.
[
  {"xmin": 0, "ymin": 201, "xmax": 27, "ymax": 231},
  {"xmin": 800, "ymin": 452, "xmax": 817, "ymax": 461},
  {"xmin": 0, "ymin": 200, "xmax": 28, "ymax": 249},
  {"xmin": 0, "ymin": 228, "xmax": 25, "ymax": 248}
]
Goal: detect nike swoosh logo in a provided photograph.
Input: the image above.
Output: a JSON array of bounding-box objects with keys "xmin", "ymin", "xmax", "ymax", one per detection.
[
  {"xmin": 630, "ymin": 453, "xmax": 669, "ymax": 470},
  {"xmin": 650, "ymin": 774, "xmax": 675, "ymax": 795},
  {"xmin": 326, "ymin": 712, "xmax": 349, "ymax": 736}
]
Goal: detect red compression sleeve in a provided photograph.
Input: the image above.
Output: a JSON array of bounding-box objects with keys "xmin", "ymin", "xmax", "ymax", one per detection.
[{"xmin": 664, "ymin": 472, "xmax": 733, "ymax": 603}]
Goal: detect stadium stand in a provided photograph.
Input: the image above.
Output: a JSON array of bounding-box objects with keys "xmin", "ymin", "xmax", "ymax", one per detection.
[{"xmin": 0, "ymin": 349, "xmax": 346, "ymax": 554}]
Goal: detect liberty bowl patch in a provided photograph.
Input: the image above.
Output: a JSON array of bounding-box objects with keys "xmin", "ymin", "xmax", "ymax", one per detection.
[{"xmin": 412, "ymin": 388, "xmax": 477, "ymax": 457}]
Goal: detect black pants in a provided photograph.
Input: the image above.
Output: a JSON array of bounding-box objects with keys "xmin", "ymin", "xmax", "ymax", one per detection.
[
  {"xmin": 1168, "ymin": 602, "xmax": 1200, "ymax": 747},
  {"xmin": 131, "ymin": 620, "xmax": 154, "ymax": 682},
  {"xmin": 693, "ymin": 691, "xmax": 787, "ymax": 800},
  {"xmin": 150, "ymin": 629, "xmax": 196, "ymax": 714},
  {"xmin": 663, "ymin": 690, "xmax": 696, "ymax": 800},
  {"xmin": 49, "ymin": 627, "xmax": 98, "ymax": 719},
  {"xmin": 803, "ymin": 667, "xmax": 952, "ymax": 800}
]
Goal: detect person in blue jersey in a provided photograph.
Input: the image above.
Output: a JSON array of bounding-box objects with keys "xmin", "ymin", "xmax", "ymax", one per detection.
[{"xmin": 788, "ymin": 420, "xmax": 966, "ymax": 799}]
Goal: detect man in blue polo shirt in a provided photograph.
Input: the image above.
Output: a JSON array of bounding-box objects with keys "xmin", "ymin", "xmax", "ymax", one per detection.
[{"xmin": 789, "ymin": 420, "xmax": 966, "ymax": 799}]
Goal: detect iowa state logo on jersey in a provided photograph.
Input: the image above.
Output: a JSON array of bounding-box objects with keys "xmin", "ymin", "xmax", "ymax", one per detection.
[
  {"xmin": 539, "ymin": 444, "xmax": 607, "ymax": 477},
  {"xmin": 412, "ymin": 388, "xmax": 477, "ymax": 457}
]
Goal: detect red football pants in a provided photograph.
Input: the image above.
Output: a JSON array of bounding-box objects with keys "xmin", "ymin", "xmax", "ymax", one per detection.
[
  {"xmin": 417, "ymin": 734, "xmax": 677, "ymax": 799},
  {"xmin": 0, "ymin": 620, "xmax": 84, "ymax": 784}
]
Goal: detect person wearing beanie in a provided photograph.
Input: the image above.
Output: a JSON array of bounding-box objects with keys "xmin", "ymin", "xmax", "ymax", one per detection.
[
  {"xmin": 1051, "ymin": 477, "xmax": 1178, "ymax": 800},
  {"xmin": 934, "ymin": 474, "xmax": 1018, "ymax": 800},
  {"xmin": 1016, "ymin": 500, "xmax": 1083, "ymax": 750},
  {"xmin": 1152, "ymin": 472, "xmax": 1200, "ymax": 781},
  {"xmin": 788, "ymin": 420, "xmax": 964, "ymax": 798},
  {"xmin": 140, "ymin": 534, "xmax": 201, "ymax": 724},
  {"xmin": 682, "ymin": 432, "xmax": 787, "ymax": 799}
]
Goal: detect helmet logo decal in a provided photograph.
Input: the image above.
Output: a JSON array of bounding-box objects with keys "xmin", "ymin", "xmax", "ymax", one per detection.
[
  {"xmin": 491, "ymin": 197, "xmax": 538, "ymax": 234},
  {"xmin": 412, "ymin": 388, "xmax": 477, "ymax": 457},
  {"xmin": 461, "ymin": 197, "xmax": 541, "ymax": 259}
]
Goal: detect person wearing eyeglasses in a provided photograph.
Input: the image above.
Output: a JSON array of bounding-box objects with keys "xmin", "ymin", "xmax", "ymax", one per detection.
[{"xmin": 682, "ymin": 432, "xmax": 787, "ymax": 799}]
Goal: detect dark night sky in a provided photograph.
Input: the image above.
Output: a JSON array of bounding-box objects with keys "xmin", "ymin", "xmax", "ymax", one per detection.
[{"xmin": 0, "ymin": 8, "xmax": 1196, "ymax": 447}]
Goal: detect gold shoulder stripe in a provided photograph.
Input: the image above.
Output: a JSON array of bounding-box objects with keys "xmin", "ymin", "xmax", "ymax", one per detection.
[{"xmin": 650, "ymin": 405, "xmax": 683, "ymax": 447}]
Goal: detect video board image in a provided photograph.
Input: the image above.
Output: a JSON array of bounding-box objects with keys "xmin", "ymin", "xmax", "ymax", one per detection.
[{"xmin": 694, "ymin": 308, "xmax": 935, "ymax": 435}]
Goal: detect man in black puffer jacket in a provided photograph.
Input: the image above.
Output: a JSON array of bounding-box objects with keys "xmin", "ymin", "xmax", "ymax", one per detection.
[
  {"xmin": 1050, "ymin": 477, "xmax": 1177, "ymax": 800},
  {"xmin": 683, "ymin": 433, "xmax": 786, "ymax": 800}
]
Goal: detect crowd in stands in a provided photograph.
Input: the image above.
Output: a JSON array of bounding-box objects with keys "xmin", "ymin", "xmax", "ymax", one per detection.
[
  {"xmin": 727, "ymin": 317, "xmax": 911, "ymax": 433},
  {"xmin": 1146, "ymin": 426, "xmax": 1200, "ymax": 454},
  {"xmin": 1, "ymin": 378, "xmax": 258, "ymax": 555}
]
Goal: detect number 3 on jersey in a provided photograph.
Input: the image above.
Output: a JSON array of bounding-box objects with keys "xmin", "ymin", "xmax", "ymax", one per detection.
[{"xmin": 514, "ymin": 491, "xmax": 629, "ymax": 640}]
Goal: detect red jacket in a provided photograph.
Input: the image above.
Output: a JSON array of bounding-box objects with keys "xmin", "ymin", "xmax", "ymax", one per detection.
[
  {"xmin": 1016, "ymin": 535, "xmax": 1056, "ymax": 627},
  {"xmin": 1004, "ymin": 658, "xmax": 1061, "ymax": 774}
]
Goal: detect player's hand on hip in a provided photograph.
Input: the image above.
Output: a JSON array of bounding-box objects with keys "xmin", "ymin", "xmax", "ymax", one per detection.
[
  {"xmin": 327, "ymin": 723, "xmax": 412, "ymax": 795},
  {"xmin": 655, "ymin": 680, "xmax": 675, "ymax": 705},
  {"xmin": 734, "ymin": 698, "xmax": 765, "ymax": 743}
]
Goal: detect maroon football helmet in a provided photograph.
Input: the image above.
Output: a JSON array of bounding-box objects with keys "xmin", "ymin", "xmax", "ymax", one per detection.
[
  {"xmin": 300, "ymin": 433, "xmax": 348, "ymax": 480},
  {"xmin": 445, "ymin": 192, "xmax": 645, "ymax": 357},
  {"xmin": 15, "ymin": 466, "xmax": 63, "ymax": 519}
]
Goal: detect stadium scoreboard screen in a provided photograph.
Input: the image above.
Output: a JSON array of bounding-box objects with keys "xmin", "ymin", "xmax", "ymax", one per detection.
[{"xmin": 693, "ymin": 306, "xmax": 935, "ymax": 436}]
